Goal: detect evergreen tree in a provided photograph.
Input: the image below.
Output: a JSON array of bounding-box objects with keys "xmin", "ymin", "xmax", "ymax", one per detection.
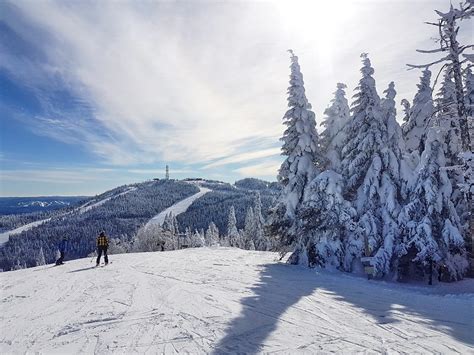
[
  {"xmin": 205, "ymin": 222, "xmax": 220, "ymax": 247},
  {"xmin": 320, "ymin": 83, "xmax": 350, "ymax": 172},
  {"xmin": 243, "ymin": 207, "xmax": 256, "ymax": 250},
  {"xmin": 226, "ymin": 206, "xmax": 240, "ymax": 247},
  {"xmin": 298, "ymin": 171, "xmax": 356, "ymax": 268},
  {"xmin": 381, "ymin": 81, "xmax": 404, "ymax": 158},
  {"xmin": 401, "ymin": 99, "xmax": 411, "ymax": 126},
  {"xmin": 253, "ymin": 192, "xmax": 268, "ymax": 251},
  {"xmin": 437, "ymin": 69, "xmax": 462, "ymax": 165},
  {"xmin": 341, "ymin": 54, "xmax": 401, "ymax": 276},
  {"xmin": 402, "ymin": 69, "xmax": 434, "ymax": 155},
  {"xmin": 267, "ymin": 50, "xmax": 324, "ymax": 258},
  {"xmin": 398, "ymin": 129, "xmax": 467, "ymax": 281},
  {"xmin": 36, "ymin": 247, "xmax": 46, "ymax": 266}
]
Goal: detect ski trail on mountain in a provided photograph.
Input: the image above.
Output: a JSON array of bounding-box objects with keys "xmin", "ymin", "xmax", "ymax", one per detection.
[
  {"xmin": 0, "ymin": 187, "xmax": 137, "ymax": 247},
  {"xmin": 145, "ymin": 183, "xmax": 211, "ymax": 228}
]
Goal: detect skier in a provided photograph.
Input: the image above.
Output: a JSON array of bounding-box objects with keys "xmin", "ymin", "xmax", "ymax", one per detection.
[
  {"xmin": 56, "ymin": 236, "xmax": 68, "ymax": 265},
  {"xmin": 96, "ymin": 231, "xmax": 109, "ymax": 266}
]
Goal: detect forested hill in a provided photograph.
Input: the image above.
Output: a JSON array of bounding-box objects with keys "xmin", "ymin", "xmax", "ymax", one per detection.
[
  {"xmin": 0, "ymin": 178, "xmax": 279, "ymax": 271},
  {"xmin": 0, "ymin": 180, "xmax": 199, "ymax": 271}
]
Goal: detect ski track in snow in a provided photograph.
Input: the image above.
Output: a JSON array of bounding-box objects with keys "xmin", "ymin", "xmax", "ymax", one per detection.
[
  {"xmin": 1, "ymin": 248, "xmax": 473, "ymax": 354},
  {"xmin": 0, "ymin": 187, "xmax": 137, "ymax": 247},
  {"xmin": 145, "ymin": 183, "xmax": 211, "ymax": 228}
]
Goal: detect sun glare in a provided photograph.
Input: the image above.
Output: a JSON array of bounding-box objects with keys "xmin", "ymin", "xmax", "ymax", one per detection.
[{"xmin": 274, "ymin": 0, "xmax": 357, "ymax": 65}]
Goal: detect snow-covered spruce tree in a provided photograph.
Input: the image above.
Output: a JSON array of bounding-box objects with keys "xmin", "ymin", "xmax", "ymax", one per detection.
[
  {"xmin": 226, "ymin": 206, "xmax": 241, "ymax": 247},
  {"xmin": 243, "ymin": 207, "xmax": 255, "ymax": 249},
  {"xmin": 36, "ymin": 247, "xmax": 46, "ymax": 266},
  {"xmin": 298, "ymin": 171, "xmax": 356, "ymax": 268},
  {"xmin": 437, "ymin": 68, "xmax": 463, "ymax": 165},
  {"xmin": 401, "ymin": 99, "xmax": 411, "ymax": 124},
  {"xmin": 402, "ymin": 69, "xmax": 434, "ymax": 155},
  {"xmin": 253, "ymin": 192, "xmax": 269, "ymax": 251},
  {"xmin": 381, "ymin": 81, "xmax": 405, "ymax": 156},
  {"xmin": 320, "ymin": 83, "xmax": 350, "ymax": 172},
  {"xmin": 341, "ymin": 54, "xmax": 402, "ymax": 276},
  {"xmin": 205, "ymin": 222, "xmax": 220, "ymax": 247},
  {"xmin": 189, "ymin": 229, "xmax": 205, "ymax": 248},
  {"xmin": 267, "ymin": 50, "xmax": 324, "ymax": 260},
  {"xmin": 398, "ymin": 128, "xmax": 467, "ymax": 281}
]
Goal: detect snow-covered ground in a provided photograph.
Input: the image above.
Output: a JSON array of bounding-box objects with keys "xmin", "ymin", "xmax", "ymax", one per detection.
[
  {"xmin": 1, "ymin": 248, "xmax": 472, "ymax": 354},
  {"xmin": 145, "ymin": 184, "xmax": 211, "ymax": 228},
  {"xmin": 0, "ymin": 187, "xmax": 137, "ymax": 247}
]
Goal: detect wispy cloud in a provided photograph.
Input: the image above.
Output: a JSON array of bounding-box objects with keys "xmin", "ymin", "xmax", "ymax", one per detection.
[
  {"xmin": 203, "ymin": 148, "xmax": 281, "ymax": 169},
  {"xmin": 2, "ymin": 0, "xmax": 468, "ymax": 173},
  {"xmin": 234, "ymin": 160, "xmax": 281, "ymax": 178}
]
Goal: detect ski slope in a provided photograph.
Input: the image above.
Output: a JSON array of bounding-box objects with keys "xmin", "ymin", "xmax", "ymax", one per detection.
[
  {"xmin": 0, "ymin": 187, "xmax": 137, "ymax": 247},
  {"xmin": 1, "ymin": 248, "xmax": 472, "ymax": 354},
  {"xmin": 146, "ymin": 184, "xmax": 210, "ymax": 228}
]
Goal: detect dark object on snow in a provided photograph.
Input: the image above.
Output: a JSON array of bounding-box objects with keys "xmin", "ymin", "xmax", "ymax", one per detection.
[
  {"xmin": 56, "ymin": 237, "xmax": 69, "ymax": 265},
  {"xmin": 96, "ymin": 231, "xmax": 109, "ymax": 266}
]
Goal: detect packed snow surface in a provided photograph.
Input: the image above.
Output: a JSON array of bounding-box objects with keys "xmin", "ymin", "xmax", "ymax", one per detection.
[
  {"xmin": 146, "ymin": 184, "xmax": 211, "ymax": 228},
  {"xmin": 1, "ymin": 248, "xmax": 472, "ymax": 354}
]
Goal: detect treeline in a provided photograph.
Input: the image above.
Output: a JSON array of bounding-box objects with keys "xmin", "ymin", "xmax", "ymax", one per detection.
[{"xmin": 0, "ymin": 180, "xmax": 199, "ymax": 270}]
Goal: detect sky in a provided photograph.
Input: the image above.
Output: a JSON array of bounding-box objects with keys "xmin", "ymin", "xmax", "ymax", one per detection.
[{"xmin": 0, "ymin": 0, "xmax": 471, "ymax": 197}]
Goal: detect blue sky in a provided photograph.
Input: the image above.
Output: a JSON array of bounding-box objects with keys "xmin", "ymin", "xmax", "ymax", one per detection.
[{"xmin": 0, "ymin": 0, "xmax": 470, "ymax": 196}]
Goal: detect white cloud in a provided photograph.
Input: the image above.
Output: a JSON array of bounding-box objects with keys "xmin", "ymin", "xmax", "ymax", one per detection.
[
  {"xmin": 234, "ymin": 160, "xmax": 281, "ymax": 178},
  {"xmin": 202, "ymin": 147, "xmax": 281, "ymax": 169},
  {"xmin": 4, "ymin": 0, "xmax": 469, "ymax": 169}
]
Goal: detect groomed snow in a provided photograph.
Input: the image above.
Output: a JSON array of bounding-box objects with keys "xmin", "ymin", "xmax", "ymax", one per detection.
[
  {"xmin": 145, "ymin": 184, "xmax": 211, "ymax": 228},
  {"xmin": 1, "ymin": 248, "xmax": 472, "ymax": 354}
]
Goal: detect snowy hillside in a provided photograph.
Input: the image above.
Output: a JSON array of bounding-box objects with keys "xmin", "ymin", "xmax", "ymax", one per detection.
[{"xmin": 1, "ymin": 248, "xmax": 472, "ymax": 354}]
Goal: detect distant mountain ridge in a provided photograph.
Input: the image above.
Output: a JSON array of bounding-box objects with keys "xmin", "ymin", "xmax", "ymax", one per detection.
[{"xmin": 0, "ymin": 196, "xmax": 88, "ymax": 215}]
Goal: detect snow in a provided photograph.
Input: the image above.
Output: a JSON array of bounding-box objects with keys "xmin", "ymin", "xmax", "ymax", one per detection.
[
  {"xmin": 0, "ymin": 187, "xmax": 137, "ymax": 247},
  {"xmin": 145, "ymin": 183, "xmax": 211, "ymax": 228},
  {"xmin": 1, "ymin": 248, "xmax": 472, "ymax": 354}
]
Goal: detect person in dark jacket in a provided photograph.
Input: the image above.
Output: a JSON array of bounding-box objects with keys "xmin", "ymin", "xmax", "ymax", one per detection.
[
  {"xmin": 96, "ymin": 231, "xmax": 109, "ymax": 266},
  {"xmin": 56, "ymin": 237, "xmax": 68, "ymax": 265}
]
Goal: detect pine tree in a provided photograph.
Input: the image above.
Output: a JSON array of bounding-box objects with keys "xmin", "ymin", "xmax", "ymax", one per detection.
[
  {"xmin": 227, "ymin": 206, "xmax": 240, "ymax": 247},
  {"xmin": 320, "ymin": 83, "xmax": 350, "ymax": 172},
  {"xmin": 398, "ymin": 128, "xmax": 467, "ymax": 281},
  {"xmin": 341, "ymin": 54, "xmax": 401, "ymax": 276},
  {"xmin": 381, "ymin": 81, "xmax": 404, "ymax": 158},
  {"xmin": 205, "ymin": 222, "xmax": 220, "ymax": 247},
  {"xmin": 36, "ymin": 247, "xmax": 46, "ymax": 266},
  {"xmin": 402, "ymin": 69, "xmax": 434, "ymax": 155},
  {"xmin": 253, "ymin": 192, "xmax": 268, "ymax": 251},
  {"xmin": 401, "ymin": 99, "xmax": 411, "ymax": 125},
  {"xmin": 298, "ymin": 171, "xmax": 356, "ymax": 268},
  {"xmin": 243, "ymin": 207, "xmax": 256, "ymax": 250},
  {"xmin": 267, "ymin": 50, "xmax": 324, "ymax": 257},
  {"xmin": 437, "ymin": 68, "xmax": 462, "ymax": 165}
]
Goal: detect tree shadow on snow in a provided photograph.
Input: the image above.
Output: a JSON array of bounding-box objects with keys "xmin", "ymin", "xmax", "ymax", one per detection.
[
  {"xmin": 213, "ymin": 263, "xmax": 473, "ymax": 354},
  {"xmin": 212, "ymin": 263, "xmax": 319, "ymax": 354}
]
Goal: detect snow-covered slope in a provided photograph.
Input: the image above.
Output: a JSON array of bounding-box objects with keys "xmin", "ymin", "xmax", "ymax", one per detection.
[
  {"xmin": 146, "ymin": 184, "xmax": 210, "ymax": 228},
  {"xmin": 1, "ymin": 248, "xmax": 472, "ymax": 354}
]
